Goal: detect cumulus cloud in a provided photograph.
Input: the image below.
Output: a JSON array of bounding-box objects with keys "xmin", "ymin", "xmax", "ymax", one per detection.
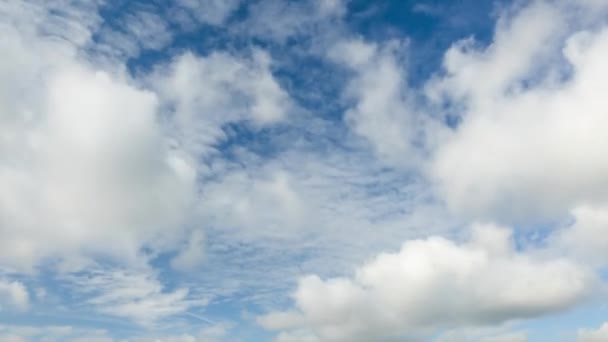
[
  {"xmin": 0, "ymin": 0, "xmax": 295, "ymax": 276},
  {"xmin": 0, "ymin": 62, "xmax": 196, "ymax": 271},
  {"xmin": 427, "ymin": 1, "xmax": 608, "ymax": 222},
  {"xmin": 259, "ymin": 224, "xmax": 594, "ymax": 341},
  {"xmin": 0, "ymin": 0, "xmax": 205, "ymax": 274}
]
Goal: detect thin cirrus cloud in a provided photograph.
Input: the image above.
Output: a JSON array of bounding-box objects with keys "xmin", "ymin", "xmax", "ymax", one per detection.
[{"xmin": 1, "ymin": 0, "xmax": 608, "ymax": 341}]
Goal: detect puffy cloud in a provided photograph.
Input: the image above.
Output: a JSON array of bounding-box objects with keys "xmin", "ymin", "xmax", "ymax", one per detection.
[
  {"xmin": 578, "ymin": 322, "xmax": 608, "ymax": 342},
  {"xmin": 259, "ymin": 224, "xmax": 594, "ymax": 341},
  {"xmin": 0, "ymin": 0, "xmax": 295, "ymax": 275},
  {"xmin": 0, "ymin": 62, "xmax": 196, "ymax": 271},
  {"xmin": 328, "ymin": 38, "xmax": 440, "ymax": 167},
  {"xmin": 426, "ymin": 1, "xmax": 565, "ymax": 107},
  {"xmin": 0, "ymin": 0, "xmax": 202, "ymax": 274},
  {"xmin": 151, "ymin": 50, "xmax": 291, "ymax": 157},
  {"xmin": 0, "ymin": 279, "xmax": 29, "ymax": 312},
  {"xmin": 428, "ymin": 2, "xmax": 608, "ymax": 222}
]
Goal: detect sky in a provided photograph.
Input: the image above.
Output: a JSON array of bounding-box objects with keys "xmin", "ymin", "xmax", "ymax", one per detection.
[{"xmin": 2, "ymin": 0, "xmax": 608, "ymax": 341}]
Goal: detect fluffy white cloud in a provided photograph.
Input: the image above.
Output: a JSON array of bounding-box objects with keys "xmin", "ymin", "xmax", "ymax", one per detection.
[
  {"xmin": 0, "ymin": 279, "xmax": 29, "ymax": 312},
  {"xmin": 328, "ymin": 38, "xmax": 440, "ymax": 167},
  {"xmin": 0, "ymin": 62, "xmax": 196, "ymax": 271},
  {"xmin": 259, "ymin": 224, "xmax": 594, "ymax": 341},
  {"xmin": 426, "ymin": 1, "xmax": 564, "ymax": 107},
  {"xmin": 578, "ymin": 322, "xmax": 608, "ymax": 342},
  {"xmin": 0, "ymin": 0, "xmax": 295, "ymax": 275},
  {"xmin": 0, "ymin": 0, "xmax": 202, "ymax": 273},
  {"xmin": 428, "ymin": 1, "xmax": 608, "ymax": 222},
  {"xmin": 151, "ymin": 50, "xmax": 291, "ymax": 157}
]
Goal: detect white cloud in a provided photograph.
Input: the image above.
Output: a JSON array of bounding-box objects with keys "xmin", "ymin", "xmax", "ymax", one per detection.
[
  {"xmin": 328, "ymin": 38, "xmax": 438, "ymax": 167},
  {"xmin": 259, "ymin": 224, "xmax": 594, "ymax": 341},
  {"xmin": 578, "ymin": 322, "xmax": 608, "ymax": 342},
  {"xmin": 0, "ymin": 279, "xmax": 29, "ymax": 312},
  {"xmin": 0, "ymin": 62, "xmax": 196, "ymax": 271},
  {"xmin": 171, "ymin": 229, "xmax": 206, "ymax": 272},
  {"xmin": 6, "ymin": 0, "xmax": 608, "ymax": 340},
  {"xmin": 552, "ymin": 205, "xmax": 608, "ymax": 266},
  {"xmin": 240, "ymin": 0, "xmax": 347, "ymax": 42},
  {"xmin": 199, "ymin": 170, "xmax": 306, "ymax": 238},
  {"xmin": 426, "ymin": 1, "xmax": 564, "ymax": 107},
  {"xmin": 0, "ymin": 0, "xmax": 202, "ymax": 273},
  {"xmin": 63, "ymin": 268, "xmax": 204, "ymax": 326},
  {"xmin": 428, "ymin": 2, "xmax": 608, "ymax": 222},
  {"xmin": 151, "ymin": 50, "xmax": 291, "ymax": 157}
]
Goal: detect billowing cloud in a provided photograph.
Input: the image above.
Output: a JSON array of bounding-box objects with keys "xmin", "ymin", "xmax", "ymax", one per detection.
[
  {"xmin": 428, "ymin": 1, "xmax": 608, "ymax": 222},
  {"xmin": 259, "ymin": 224, "xmax": 594, "ymax": 341},
  {"xmin": 0, "ymin": 61, "xmax": 196, "ymax": 271}
]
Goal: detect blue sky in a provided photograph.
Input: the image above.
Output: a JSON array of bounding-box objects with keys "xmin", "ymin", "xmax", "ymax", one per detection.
[{"xmin": 2, "ymin": 0, "xmax": 608, "ymax": 341}]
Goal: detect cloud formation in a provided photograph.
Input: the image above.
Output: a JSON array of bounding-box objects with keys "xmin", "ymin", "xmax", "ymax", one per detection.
[
  {"xmin": 2, "ymin": 0, "xmax": 608, "ymax": 340},
  {"xmin": 259, "ymin": 224, "xmax": 594, "ymax": 341}
]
